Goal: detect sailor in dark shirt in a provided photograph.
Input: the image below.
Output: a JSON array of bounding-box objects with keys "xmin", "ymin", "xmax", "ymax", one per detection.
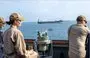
[
  {"xmin": 86, "ymin": 32, "xmax": 90, "ymax": 58},
  {"xmin": 0, "ymin": 17, "xmax": 5, "ymax": 58}
]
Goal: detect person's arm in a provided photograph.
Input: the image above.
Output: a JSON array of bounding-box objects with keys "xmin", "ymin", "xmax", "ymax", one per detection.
[
  {"xmin": 14, "ymin": 31, "xmax": 26, "ymax": 56},
  {"xmin": 68, "ymin": 26, "xmax": 72, "ymax": 45}
]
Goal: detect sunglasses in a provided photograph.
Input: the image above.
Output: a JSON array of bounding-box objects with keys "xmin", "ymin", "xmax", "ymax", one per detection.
[
  {"xmin": 16, "ymin": 20, "xmax": 21, "ymax": 22},
  {"xmin": 83, "ymin": 20, "xmax": 87, "ymax": 23}
]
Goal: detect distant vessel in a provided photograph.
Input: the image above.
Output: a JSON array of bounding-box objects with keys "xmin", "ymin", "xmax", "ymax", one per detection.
[
  {"xmin": 48, "ymin": 28, "xmax": 53, "ymax": 31},
  {"xmin": 38, "ymin": 19, "xmax": 63, "ymax": 24}
]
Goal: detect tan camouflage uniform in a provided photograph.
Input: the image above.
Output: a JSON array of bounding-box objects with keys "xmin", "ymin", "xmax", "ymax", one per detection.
[
  {"xmin": 68, "ymin": 24, "xmax": 89, "ymax": 58},
  {"xmin": 25, "ymin": 49, "xmax": 39, "ymax": 58},
  {"xmin": 3, "ymin": 25, "xmax": 26, "ymax": 58}
]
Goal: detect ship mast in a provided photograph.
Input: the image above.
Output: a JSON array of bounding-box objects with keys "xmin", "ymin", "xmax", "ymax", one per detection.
[{"xmin": 38, "ymin": 18, "xmax": 40, "ymax": 23}]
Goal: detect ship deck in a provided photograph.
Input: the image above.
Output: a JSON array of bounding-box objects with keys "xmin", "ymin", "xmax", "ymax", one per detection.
[{"xmin": 25, "ymin": 39, "xmax": 69, "ymax": 58}]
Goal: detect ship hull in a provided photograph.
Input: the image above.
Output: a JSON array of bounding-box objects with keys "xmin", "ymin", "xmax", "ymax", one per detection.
[
  {"xmin": 38, "ymin": 20, "xmax": 63, "ymax": 24},
  {"xmin": 25, "ymin": 39, "xmax": 68, "ymax": 58}
]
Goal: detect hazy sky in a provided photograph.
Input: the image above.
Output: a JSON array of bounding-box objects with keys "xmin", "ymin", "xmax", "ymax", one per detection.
[{"xmin": 0, "ymin": 0, "xmax": 90, "ymax": 22}]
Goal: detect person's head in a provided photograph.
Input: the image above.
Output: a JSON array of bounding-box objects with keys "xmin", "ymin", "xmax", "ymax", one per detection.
[
  {"xmin": 37, "ymin": 31, "xmax": 40, "ymax": 35},
  {"xmin": 6, "ymin": 12, "xmax": 24, "ymax": 27},
  {"xmin": 26, "ymin": 44, "xmax": 33, "ymax": 50},
  {"xmin": 0, "ymin": 17, "xmax": 5, "ymax": 28},
  {"xmin": 76, "ymin": 15, "xmax": 87, "ymax": 26}
]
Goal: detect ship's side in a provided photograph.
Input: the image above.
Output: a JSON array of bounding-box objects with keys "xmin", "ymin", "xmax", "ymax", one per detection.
[
  {"xmin": 38, "ymin": 20, "xmax": 63, "ymax": 24},
  {"xmin": 25, "ymin": 39, "xmax": 69, "ymax": 58}
]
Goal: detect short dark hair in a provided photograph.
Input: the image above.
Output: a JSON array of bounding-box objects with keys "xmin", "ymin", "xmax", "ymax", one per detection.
[
  {"xmin": 26, "ymin": 44, "xmax": 33, "ymax": 50},
  {"xmin": 76, "ymin": 15, "xmax": 86, "ymax": 22}
]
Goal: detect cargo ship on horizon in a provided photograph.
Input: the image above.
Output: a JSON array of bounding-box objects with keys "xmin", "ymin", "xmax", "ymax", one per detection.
[{"xmin": 38, "ymin": 19, "xmax": 63, "ymax": 24}]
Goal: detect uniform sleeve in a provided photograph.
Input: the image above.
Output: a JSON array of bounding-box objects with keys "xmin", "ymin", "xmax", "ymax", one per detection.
[
  {"xmin": 80, "ymin": 26, "xmax": 89, "ymax": 35},
  {"xmin": 86, "ymin": 27, "xmax": 90, "ymax": 33},
  {"xmin": 14, "ymin": 31, "xmax": 26, "ymax": 55},
  {"xmin": 68, "ymin": 25, "xmax": 73, "ymax": 39},
  {"xmin": 0, "ymin": 31, "xmax": 3, "ymax": 48}
]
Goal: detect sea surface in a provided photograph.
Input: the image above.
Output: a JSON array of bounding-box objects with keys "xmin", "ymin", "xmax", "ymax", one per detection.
[{"xmin": 3, "ymin": 21, "xmax": 90, "ymax": 40}]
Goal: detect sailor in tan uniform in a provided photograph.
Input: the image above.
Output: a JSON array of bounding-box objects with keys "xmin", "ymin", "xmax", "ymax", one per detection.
[
  {"xmin": 68, "ymin": 15, "xmax": 89, "ymax": 58},
  {"xmin": 0, "ymin": 17, "xmax": 5, "ymax": 58},
  {"xmin": 3, "ymin": 12, "xmax": 26, "ymax": 58},
  {"xmin": 25, "ymin": 45, "xmax": 39, "ymax": 58}
]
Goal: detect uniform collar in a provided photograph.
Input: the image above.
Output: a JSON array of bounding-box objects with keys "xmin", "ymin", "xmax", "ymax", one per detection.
[
  {"xmin": 11, "ymin": 25, "xmax": 18, "ymax": 29},
  {"xmin": 77, "ymin": 23, "xmax": 84, "ymax": 26}
]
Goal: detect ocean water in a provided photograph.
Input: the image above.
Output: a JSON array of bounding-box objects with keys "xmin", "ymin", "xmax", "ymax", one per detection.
[{"xmin": 3, "ymin": 21, "xmax": 90, "ymax": 40}]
